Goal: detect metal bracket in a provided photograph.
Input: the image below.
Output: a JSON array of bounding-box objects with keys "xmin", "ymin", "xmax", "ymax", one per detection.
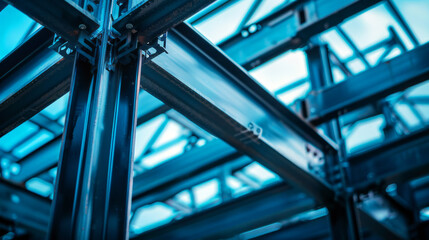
[
  {"xmin": 114, "ymin": 31, "xmax": 168, "ymax": 65},
  {"xmin": 50, "ymin": 31, "xmax": 97, "ymax": 65},
  {"xmin": 305, "ymin": 143, "xmax": 326, "ymax": 178},
  {"xmin": 49, "ymin": 34, "xmax": 74, "ymax": 57},
  {"xmin": 76, "ymin": 32, "xmax": 97, "ymax": 65},
  {"xmin": 142, "ymin": 32, "xmax": 168, "ymax": 63}
]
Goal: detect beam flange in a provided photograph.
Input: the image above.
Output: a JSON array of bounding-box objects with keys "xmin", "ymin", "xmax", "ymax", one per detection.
[
  {"xmin": 219, "ymin": 0, "xmax": 383, "ymax": 69},
  {"xmin": 141, "ymin": 23, "xmax": 336, "ymax": 203},
  {"xmin": 348, "ymin": 127, "xmax": 429, "ymax": 190},
  {"xmin": 113, "ymin": 0, "xmax": 214, "ymax": 42},
  {"xmin": 307, "ymin": 43, "xmax": 429, "ymax": 125}
]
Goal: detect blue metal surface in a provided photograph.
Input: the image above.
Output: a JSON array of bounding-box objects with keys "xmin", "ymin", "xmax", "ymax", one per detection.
[
  {"xmin": 113, "ymin": 0, "xmax": 215, "ymax": 42},
  {"xmin": 141, "ymin": 23, "xmax": 336, "ymax": 203},
  {"xmin": 1, "ymin": 0, "xmax": 429, "ymax": 239},
  {"xmin": 133, "ymin": 183, "xmax": 316, "ymax": 240},
  {"xmin": 219, "ymin": 0, "xmax": 383, "ymax": 69},
  {"xmin": 308, "ymin": 42, "xmax": 429, "ymax": 125}
]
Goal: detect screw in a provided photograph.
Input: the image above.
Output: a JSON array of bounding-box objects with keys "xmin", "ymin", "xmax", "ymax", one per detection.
[
  {"xmin": 126, "ymin": 23, "xmax": 134, "ymax": 30},
  {"xmin": 79, "ymin": 24, "xmax": 87, "ymax": 30},
  {"xmin": 248, "ymin": 123, "xmax": 254, "ymax": 130}
]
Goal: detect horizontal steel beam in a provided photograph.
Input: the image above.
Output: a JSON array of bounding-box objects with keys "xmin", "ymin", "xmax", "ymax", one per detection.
[
  {"xmin": 348, "ymin": 127, "xmax": 429, "ymax": 190},
  {"xmin": 132, "ymin": 183, "xmax": 316, "ymax": 240},
  {"xmin": 219, "ymin": 0, "xmax": 382, "ymax": 69},
  {"xmin": 357, "ymin": 196, "xmax": 409, "ymax": 240},
  {"xmin": 2, "ymin": 0, "xmax": 99, "ymax": 44},
  {"xmin": 307, "ymin": 42, "xmax": 429, "ymax": 125},
  {"xmin": 140, "ymin": 23, "xmax": 336, "ymax": 203},
  {"xmin": 0, "ymin": 179, "xmax": 51, "ymax": 238},
  {"xmin": 0, "ymin": 51, "xmax": 73, "ymax": 138},
  {"xmin": 0, "ymin": 28, "xmax": 73, "ymax": 138},
  {"xmin": 0, "ymin": 28, "xmax": 53, "ymax": 80},
  {"xmin": 113, "ymin": 0, "xmax": 214, "ymax": 42}
]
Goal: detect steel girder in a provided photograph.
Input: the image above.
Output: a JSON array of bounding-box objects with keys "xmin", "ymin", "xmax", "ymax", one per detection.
[
  {"xmin": 307, "ymin": 42, "xmax": 429, "ymax": 125},
  {"xmin": 140, "ymin": 22, "xmax": 337, "ymax": 204},
  {"xmin": 348, "ymin": 126, "xmax": 429, "ymax": 190},
  {"xmin": 219, "ymin": 0, "xmax": 383, "ymax": 69},
  {"xmin": 113, "ymin": 0, "xmax": 214, "ymax": 43},
  {"xmin": 0, "ymin": 0, "xmax": 426, "ymax": 239},
  {"xmin": 0, "ymin": 28, "xmax": 72, "ymax": 138}
]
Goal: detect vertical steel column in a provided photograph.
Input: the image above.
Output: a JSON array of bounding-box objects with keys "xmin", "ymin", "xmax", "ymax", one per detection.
[
  {"xmin": 306, "ymin": 45, "xmax": 361, "ymax": 240},
  {"xmin": 48, "ymin": 0, "xmax": 142, "ymax": 239},
  {"xmin": 48, "ymin": 53, "xmax": 94, "ymax": 240}
]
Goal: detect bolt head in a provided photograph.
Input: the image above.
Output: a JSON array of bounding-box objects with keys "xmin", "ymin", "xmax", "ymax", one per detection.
[
  {"xmin": 79, "ymin": 24, "xmax": 87, "ymax": 30},
  {"xmin": 126, "ymin": 23, "xmax": 134, "ymax": 30}
]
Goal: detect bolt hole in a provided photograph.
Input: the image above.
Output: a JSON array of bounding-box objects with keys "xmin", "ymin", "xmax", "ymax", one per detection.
[{"xmin": 87, "ymin": 5, "xmax": 94, "ymax": 13}]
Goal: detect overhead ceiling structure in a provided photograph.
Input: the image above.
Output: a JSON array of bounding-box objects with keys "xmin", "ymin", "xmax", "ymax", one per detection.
[{"xmin": 0, "ymin": 0, "xmax": 429, "ymax": 239}]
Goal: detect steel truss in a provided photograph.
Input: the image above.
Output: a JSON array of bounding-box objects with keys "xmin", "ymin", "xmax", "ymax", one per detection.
[{"xmin": 0, "ymin": 0, "xmax": 428, "ymax": 239}]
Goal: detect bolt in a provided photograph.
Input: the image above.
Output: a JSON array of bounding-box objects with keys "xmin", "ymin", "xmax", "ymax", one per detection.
[
  {"xmin": 126, "ymin": 23, "xmax": 134, "ymax": 30},
  {"xmin": 79, "ymin": 24, "xmax": 87, "ymax": 30},
  {"xmin": 248, "ymin": 123, "xmax": 254, "ymax": 130}
]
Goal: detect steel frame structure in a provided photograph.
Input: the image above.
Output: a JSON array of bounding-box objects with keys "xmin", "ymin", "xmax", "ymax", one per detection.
[{"xmin": 0, "ymin": 0, "xmax": 429, "ymax": 239}]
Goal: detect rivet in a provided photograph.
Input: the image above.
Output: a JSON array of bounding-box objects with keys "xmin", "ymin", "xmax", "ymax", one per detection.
[
  {"xmin": 126, "ymin": 23, "xmax": 134, "ymax": 30},
  {"xmin": 79, "ymin": 24, "xmax": 87, "ymax": 30}
]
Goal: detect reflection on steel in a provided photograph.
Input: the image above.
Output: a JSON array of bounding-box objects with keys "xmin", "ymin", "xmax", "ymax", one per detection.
[{"xmin": 0, "ymin": 0, "xmax": 429, "ymax": 239}]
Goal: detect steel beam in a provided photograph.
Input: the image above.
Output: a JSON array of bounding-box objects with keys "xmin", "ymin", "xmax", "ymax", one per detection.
[
  {"xmin": 348, "ymin": 127, "xmax": 429, "ymax": 190},
  {"xmin": 0, "ymin": 53, "xmax": 73, "ymax": 138},
  {"xmin": 357, "ymin": 196, "xmax": 409, "ymax": 240},
  {"xmin": 306, "ymin": 44, "xmax": 362, "ymax": 240},
  {"xmin": 307, "ymin": 42, "xmax": 429, "ymax": 125},
  {"xmin": 0, "ymin": 27, "xmax": 72, "ymax": 138},
  {"xmin": 132, "ymin": 183, "xmax": 316, "ymax": 240},
  {"xmin": 141, "ymin": 23, "xmax": 336, "ymax": 204},
  {"xmin": 49, "ymin": 29, "xmax": 142, "ymax": 239},
  {"xmin": 219, "ymin": 0, "xmax": 382, "ymax": 69},
  {"xmin": 113, "ymin": 0, "xmax": 214, "ymax": 42},
  {"xmin": 0, "ymin": 28, "xmax": 53, "ymax": 80},
  {"xmin": 2, "ymin": 0, "xmax": 99, "ymax": 44}
]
